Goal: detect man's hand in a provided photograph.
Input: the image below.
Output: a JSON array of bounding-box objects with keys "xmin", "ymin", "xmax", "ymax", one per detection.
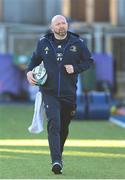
[
  {"xmin": 27, "ymin": 71, "xmax": 37, "ymax": 85},
  {"xmin": 64, "ymin": 65, "xmax": 74, "ymax": 74}
]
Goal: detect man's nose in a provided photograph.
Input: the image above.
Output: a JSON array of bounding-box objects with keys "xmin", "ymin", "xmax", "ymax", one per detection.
[{"xmin": 60, "ymin": 23, "xmax": 64, "ymax": 28}]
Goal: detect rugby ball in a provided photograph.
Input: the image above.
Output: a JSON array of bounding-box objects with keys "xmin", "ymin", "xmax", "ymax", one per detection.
[{"xmin": 32, "ymin": 62, "xmax": 47, "ymax": 85}]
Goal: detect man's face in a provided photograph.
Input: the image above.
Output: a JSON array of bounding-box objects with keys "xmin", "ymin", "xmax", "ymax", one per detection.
[{"xmin": 51, "ymin": 17, "xmax": 68, "ymax": 37}]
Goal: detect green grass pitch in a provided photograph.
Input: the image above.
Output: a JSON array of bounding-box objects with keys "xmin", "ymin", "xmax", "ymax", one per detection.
[{"xmin": 0, "ymin": 104, "xmax": 125, "ymax": 179}]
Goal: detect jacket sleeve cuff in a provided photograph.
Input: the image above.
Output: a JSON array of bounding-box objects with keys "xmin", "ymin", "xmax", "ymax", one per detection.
[{"xmin": 73, "ymin": 64, "xmax": 80, "ymax": 74}]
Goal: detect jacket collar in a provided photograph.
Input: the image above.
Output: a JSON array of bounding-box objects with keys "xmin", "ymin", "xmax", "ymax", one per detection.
[{"xmin": 44, "ymin": 31, "xmax": 80, "ymax": 45}]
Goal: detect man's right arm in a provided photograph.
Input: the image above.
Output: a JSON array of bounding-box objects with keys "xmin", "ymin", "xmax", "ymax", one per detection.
[
  {"xmin": 27, "ymin": 52, "xmax": 42, "ymax": 72},
  {"xmin": 26, "ymin": 40, "xmax": 43, "ymax": 85}
]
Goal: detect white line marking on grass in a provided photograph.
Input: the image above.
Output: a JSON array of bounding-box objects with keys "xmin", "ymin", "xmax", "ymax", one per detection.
[
  {"xmin": 0, "ymin": 139, "xmax": 125, "ymax": 147},
  {"xmin": 0, "ymin": 148, "xmax": 125, "ymax": 158},
  {"xmin": 0, "ymin": 155, "xmax": 27, "ymax": 159}
]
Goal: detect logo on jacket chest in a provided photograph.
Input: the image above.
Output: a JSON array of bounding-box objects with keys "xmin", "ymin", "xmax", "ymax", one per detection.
[
  {"xmin": 69, "ymin": 45, "xmax": 77, "ymax": 52},
  {"xmin": 56, "ymin": 53, "xmax": 63, "ymax": 62},
  {"xmin": 44, "ymin": 46, "xmax": 49, "ymax": 54}
]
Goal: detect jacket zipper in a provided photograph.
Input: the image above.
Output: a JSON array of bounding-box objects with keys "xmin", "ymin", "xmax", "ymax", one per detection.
[{"xmin": 58, "ymin": 71, "xmax": 61, "ymax": 96}]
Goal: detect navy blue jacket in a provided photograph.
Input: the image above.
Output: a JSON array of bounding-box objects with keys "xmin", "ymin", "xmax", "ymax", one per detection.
[{"xmin": 27, "ymin": 31, "xmax": 94, "ymax": 102}]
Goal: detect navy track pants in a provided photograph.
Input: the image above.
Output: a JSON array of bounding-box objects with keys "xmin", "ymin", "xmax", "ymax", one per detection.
[{"xmin": 42, "ymin": 93, "xmax": 76, "ymax": 163}]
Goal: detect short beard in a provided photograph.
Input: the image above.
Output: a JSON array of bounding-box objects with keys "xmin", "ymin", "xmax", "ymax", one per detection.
[{"xmin": 54, "ymin": 29, "xmax": 67, "ymax": 37}]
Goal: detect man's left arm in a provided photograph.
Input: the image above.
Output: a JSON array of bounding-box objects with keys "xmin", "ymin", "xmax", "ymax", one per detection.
[{"xmin": 73, "ymin": 40, "xmax": 94, "ymax": 74}]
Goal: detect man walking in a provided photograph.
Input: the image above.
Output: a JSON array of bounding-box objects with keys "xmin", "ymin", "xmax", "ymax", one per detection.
[{"xmin": 27, "ymin": 15, "xmax": 94, "ymax": 174}]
